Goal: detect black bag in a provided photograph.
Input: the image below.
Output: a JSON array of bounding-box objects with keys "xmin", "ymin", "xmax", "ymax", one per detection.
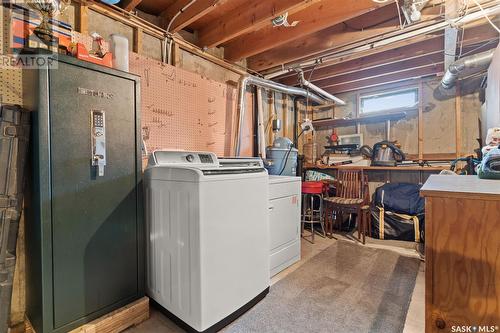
[
  {"xmin": 373, "ymin": 183, "xmax": 424, "ymax": 215},
  {"xmin": 0, "ymin": 104, "xmax": 30, "ymax": 333},
  {"xmin": 370, "ymin": 206, "xmax": 425, "ymax": 243}
]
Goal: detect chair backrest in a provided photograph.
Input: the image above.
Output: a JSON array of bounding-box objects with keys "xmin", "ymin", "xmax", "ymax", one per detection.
[{"xmin": 337, "ymin": 170, "xmax": 365, "ymax": 199}]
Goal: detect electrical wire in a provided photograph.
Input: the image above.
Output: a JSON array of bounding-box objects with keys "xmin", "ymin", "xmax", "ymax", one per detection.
[
  {"xmin": 470, "ymin": 0, "xmax": 500, "ymax": 33},
  {"xmin": 459, "ymin": 38, "xmax": 498, "ymax": 57}
]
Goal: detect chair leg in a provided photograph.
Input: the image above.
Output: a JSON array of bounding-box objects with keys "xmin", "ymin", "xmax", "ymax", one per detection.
[
  {"xmin": 356, "ymin": 208, "xmax": 362, "ymax": 241},
  {"xmin": 335, "ymin": 211, "xmax": 342, "ymax": 232},
  {"xmin": 323, "ymin": 204, "xmax": 330, "ymax": 238},
  {"xmin": 362, "ymin": 211, "xmax": 366, "ymax": 244},
  {"xmin": 367, "ymin": 210, "xmax": 372, "ymax": 237},
  {"xmin": 319, "ymin": 196, "xmax": 326, "ymax": 237}
]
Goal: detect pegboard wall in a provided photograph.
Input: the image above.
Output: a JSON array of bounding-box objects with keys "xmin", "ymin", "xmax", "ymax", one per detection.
[
  {"xmin": 129, "ymin": 53, "xmax": 238, "ymax": 159},
  {"xmin": 0, "ymin": 4, "xmax": 23, "ymax": 105}
]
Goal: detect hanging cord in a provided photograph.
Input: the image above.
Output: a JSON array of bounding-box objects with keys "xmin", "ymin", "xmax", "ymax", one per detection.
[
  {"xmin": 277, "ymin": 65, "xmax": 320, "ymax": 176},
  {"xmin": 470, "ymin": 0, "xmax": 500, "ymax": 33}
]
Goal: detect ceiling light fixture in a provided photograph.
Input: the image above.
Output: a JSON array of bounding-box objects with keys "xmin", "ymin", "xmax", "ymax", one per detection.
[{"xmin": 271, "ymin": 12, "xmax": 299, "ymax": 27}]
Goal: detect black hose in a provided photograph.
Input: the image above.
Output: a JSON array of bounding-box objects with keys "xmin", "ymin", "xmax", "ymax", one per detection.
[{"xmin": 278, "ymin": 144, "xmax": 294, "ymax": 175}]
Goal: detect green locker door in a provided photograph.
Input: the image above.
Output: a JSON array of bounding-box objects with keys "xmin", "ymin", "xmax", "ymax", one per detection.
[{"xmin": 48, "ymin": 62, "xmax": 139, "ymax": 328}]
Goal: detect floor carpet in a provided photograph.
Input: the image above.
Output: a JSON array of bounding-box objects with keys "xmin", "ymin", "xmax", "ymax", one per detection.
[{"xmin": 224, "ymin": 240, "xmax": 420, "ymax": 333}]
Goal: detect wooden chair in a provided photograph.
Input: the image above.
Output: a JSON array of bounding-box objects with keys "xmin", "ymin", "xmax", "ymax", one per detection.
[{"xmin": 323, "ymin": 170, "xmax": 371, "ymax": 244}]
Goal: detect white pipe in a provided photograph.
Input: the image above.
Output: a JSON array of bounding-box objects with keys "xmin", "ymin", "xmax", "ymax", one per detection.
[
  {"xmin": 298, "ymin": 71, "xmax": 346, "ymax": 105},
  {"xmin": 256, "ymin": 87, "xmax": 266, "ymax": 158},
  {"xmin": 163, "ymin": 0, "xmax": 198, "ymax": 64}
]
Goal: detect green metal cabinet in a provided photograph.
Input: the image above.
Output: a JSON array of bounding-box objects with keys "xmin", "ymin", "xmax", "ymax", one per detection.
[{"xmin": 24, "ymin": 54, "xmax": 144, "ymax": 333}]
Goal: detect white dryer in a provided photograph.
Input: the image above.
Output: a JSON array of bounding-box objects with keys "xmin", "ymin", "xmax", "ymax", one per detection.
[
  {"xmin": 144, "ymin": 151, "xmax": 270, "ymax": 333},
  {"xmin": 268, "ymin": 176, "xmax": 301, "ymax": 277}
]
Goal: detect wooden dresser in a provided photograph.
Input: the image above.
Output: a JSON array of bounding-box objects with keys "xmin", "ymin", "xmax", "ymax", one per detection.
[{"xmin": 421, "ymin": 175, "xmax": 500, "ymax": 333}]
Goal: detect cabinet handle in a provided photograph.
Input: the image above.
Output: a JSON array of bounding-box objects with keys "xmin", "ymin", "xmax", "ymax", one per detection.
[{"xmin": 435, "ymin": 318, "xmax": 446, "ymax": 330}]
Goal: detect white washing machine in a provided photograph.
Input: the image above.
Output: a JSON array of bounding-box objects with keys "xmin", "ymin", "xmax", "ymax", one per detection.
[
  {"xmin": 144, "ymin": 151, "xmax": 270, "ymax": 333},
  {"xmin": 268, "ymin": 176, "xmax": 302, "ymax": 277}
]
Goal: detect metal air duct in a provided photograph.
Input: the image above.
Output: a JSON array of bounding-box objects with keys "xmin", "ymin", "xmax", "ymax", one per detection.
[
  {"xmin": 234, "ymin": 75, "xmax": 327, "ymax": 156},
  {"xmin": 441, "ymin": 49, "xmax": 495, "ymax": 90}
]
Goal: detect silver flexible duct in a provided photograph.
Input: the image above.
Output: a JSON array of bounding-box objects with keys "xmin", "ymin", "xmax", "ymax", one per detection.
[
  {"xmin": 234, "ymin": 75, "xmax": 326, "ymax": 156},
  {"xmin": 441, "ymin": 49, "xmax": 495, "ymax": 89}
]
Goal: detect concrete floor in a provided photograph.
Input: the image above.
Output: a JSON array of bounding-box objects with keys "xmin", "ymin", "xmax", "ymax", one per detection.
[{"xmin": 128, "ymin": 232, "xmax": 425, "ymax": 333}]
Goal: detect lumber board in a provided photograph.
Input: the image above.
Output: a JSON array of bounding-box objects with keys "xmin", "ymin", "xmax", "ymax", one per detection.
[
  {"xmin": 197, "ymin": 0, "xmax": 321, "ymax": 48},
  {"xmin": 224, "ymin": 0, "xmax": 389, "ymax": 61},
  {"xmin": 160, "ymin": 0, "xmax": 224, "ymax": 33},
  {"xmin": 24, "ymin": 297, "xmax": 149, "ymax": 333}
]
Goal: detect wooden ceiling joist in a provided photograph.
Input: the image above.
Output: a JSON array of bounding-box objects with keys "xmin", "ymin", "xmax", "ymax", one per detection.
[
  {"xmin": 324, "ymin": 63, "xmax": 445, "ymax": 94},
  {"xmin": 196, "ymin": 0, "xmax": 321, "ymax": 49},
  {"xmin": 279, "ymin": 36, "xmax": 445, "ymax": 85},
  {"xmin": 246, "ymin": 3, "xmax": 411, "ymax": 71},
  {"xmin": 248, "ymin": 18, "xmax": 401, "ymax": 72},
  {"xmin": 223, "ymin": 0, "xmax": 390, "ymax": 62},
  {"xmin": 315, "ymin": 54, "xmax": 444, "ymax": 88},
  {"xmin": 276, "ymin": 21, "xmax": 499, "ymax": 86},
  {"xmin": 121, "ymin": 0, "xmax": 143, "ymax": 12},
  {"xmin": 161, "ymin": 0, "xmax": 224, "ymax": 33}
]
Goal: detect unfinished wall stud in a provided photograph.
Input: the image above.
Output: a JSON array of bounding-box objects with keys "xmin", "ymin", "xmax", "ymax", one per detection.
[
  {"xmin": 76, "ymin": 2, "xmax": 89, "ymax": 34},
  {"xmin": 133, "ymin": 27, "xmax": 143, "ymax": 53}
]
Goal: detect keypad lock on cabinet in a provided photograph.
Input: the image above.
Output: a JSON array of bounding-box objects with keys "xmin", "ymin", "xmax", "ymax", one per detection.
[{"xmin": 91, "ymin": 110, "xmax": 106, "ymax": 176}]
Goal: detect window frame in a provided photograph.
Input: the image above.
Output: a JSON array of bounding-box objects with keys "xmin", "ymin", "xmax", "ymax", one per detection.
[{"xmin": 358, "ymin": 86, "xmax": 420, "ymax": 116}]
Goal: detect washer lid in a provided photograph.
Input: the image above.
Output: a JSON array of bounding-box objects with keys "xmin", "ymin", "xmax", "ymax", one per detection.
[{"xmin": 147, "ymin": 151, "xmax": 267, "ymax": 175}]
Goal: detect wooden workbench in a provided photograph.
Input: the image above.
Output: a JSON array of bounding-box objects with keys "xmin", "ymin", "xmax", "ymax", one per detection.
[
  {"xmin": 421, "ymin": 175, "xmax": 500, "ymax": 332},
  {"xmin": 303, "ymin": 163, "xmax": 448, "ymax": 172},
  {"xmin": 303, "ymin": 163, "xmax": 448, "ymax": 185}
]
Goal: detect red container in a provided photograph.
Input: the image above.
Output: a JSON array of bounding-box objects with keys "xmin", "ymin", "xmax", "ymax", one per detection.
[{"xmin": 302, "ymin": 181, "xmax": 325, "ymax": 194}]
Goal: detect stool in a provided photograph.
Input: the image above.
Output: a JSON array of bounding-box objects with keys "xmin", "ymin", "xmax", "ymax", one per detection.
[{"xmin": 301, "ymin": 182, "xmax": 326, "ymax": 244}]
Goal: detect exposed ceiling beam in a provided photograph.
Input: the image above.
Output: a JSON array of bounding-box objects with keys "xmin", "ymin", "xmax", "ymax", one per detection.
[
  {"xmin": 312, "ymin": 39, "xmax": 497, "ymax": 94},
  {"xmin": 160, "ymin": 0, "xmax": 224, "ymax": 33},
  {"xmin": 276, "ymin": 21, "xmax": 499, "ymax": 84},
  {"xmin": 279, "ymin": 37, "xmax": 446, "ymax": 86},
  {"xmin": 247, "ymin": 4, "xmax": 408, "ymax": 71},
  {"xmin": 121, "ymin": 0, "xmax": 143, "ymax": 12},
  {"xmin": 248, "ymin": 19, "xmax": 401, "ymax": 72},
  {"xmin": 323, "ymin": 63, "xmax": 445, "ymax": 94},
  {"xmin": 247, "ymin": 4, "xmax": 445, "ymax": 72},
  {"xmin": 223, "ymin": 0, "xmax": 391, "ymax": 62},
  {"xmin": 197, "ymin": 0, "xmax": 321, "ymax": 48},
  {"xmin": 316, "ymin": 54, "xmax": 445, "ymax": 88}
]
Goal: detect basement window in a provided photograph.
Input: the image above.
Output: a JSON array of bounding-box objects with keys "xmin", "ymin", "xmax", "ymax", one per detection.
[{"xmin": 359, "ymin": 87, "xmax": 419, "ymax": 115}]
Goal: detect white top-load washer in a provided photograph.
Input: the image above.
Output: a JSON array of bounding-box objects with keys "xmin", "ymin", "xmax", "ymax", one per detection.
[{"xmin": 144, "ymin": 150, "xmax": 270, "ymax": 333}]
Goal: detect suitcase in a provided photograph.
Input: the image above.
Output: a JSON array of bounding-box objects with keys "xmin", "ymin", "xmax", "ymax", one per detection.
[
  {"xmin": 370, "ymin": 206, "xmax": 425, "ymax": 243},
  {"xmin": 0, "ymin": 104, "xmax": 30, "ymax": 333},
  {"xmin": 372, "ymin": 183, "xmax": 425, "ymax": 215}
]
